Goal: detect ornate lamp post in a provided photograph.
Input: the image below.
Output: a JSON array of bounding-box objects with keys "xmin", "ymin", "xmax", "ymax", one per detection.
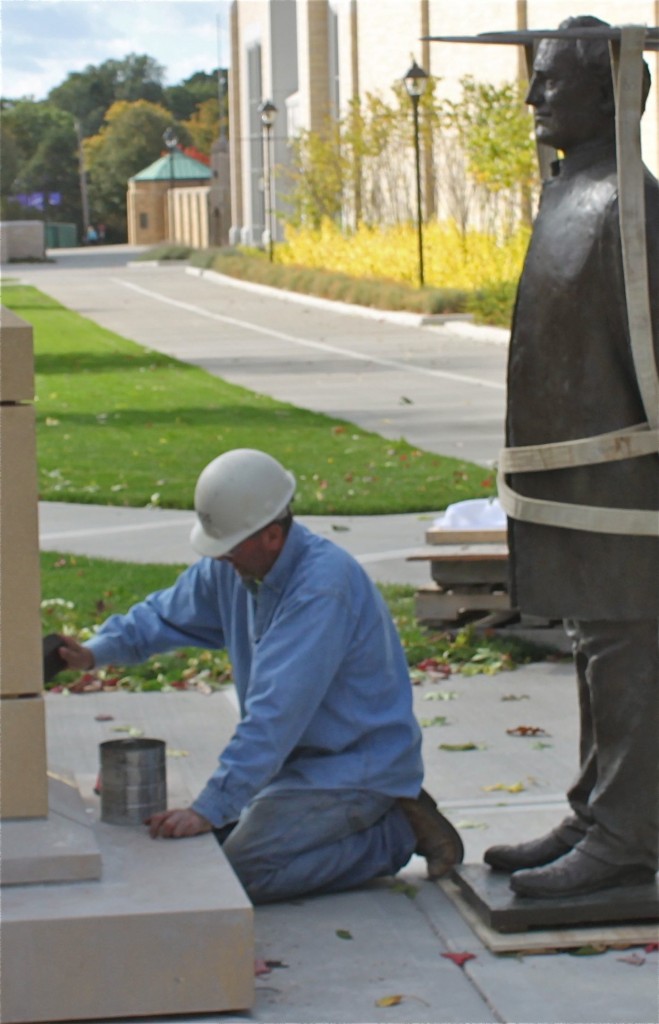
[
  {"xmin": 162, "ymin": 127, "xmax": 178, "ymax": 240},
  {"xmin": 258, "ymin": 99, "xmax": 278, "ymax": 262},
  {"xmin": 403, "ymin": 60, "xmax": 429, "ymax": 287}
]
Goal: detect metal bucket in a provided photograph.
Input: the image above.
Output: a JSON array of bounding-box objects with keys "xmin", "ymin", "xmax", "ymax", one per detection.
[{"xmin": 99, "ymin": 738, "xmax": 166, "ymax": 826}]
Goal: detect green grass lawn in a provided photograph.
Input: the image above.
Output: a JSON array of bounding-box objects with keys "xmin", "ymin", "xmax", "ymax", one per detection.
[
  {"xmin": 40, "ymin": 551, "xmax": 553, "ymax": 691},
  {"xmin": 3, "ymin": 284, "xmax": 496, "ymax": 514}
]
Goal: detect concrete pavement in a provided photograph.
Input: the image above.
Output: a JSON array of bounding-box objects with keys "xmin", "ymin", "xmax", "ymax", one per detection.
[{"xmin": 11, "ymin": 248, "xmax": 659, "ymax": 1023}]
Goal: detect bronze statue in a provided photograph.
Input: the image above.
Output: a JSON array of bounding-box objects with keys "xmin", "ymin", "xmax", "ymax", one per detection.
[{"xmin": 484, "ymin": 16, "xmax": 659, "ymax": 898}]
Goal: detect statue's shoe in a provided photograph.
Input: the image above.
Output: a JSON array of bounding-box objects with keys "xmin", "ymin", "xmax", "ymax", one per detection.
[
  {"xmin": 397, "ymin": 789, "xmax": 464, "ymax": 879},
  {"xmin": 484, "ymin": 831, "xmax": 573, "ymax": 872},
  {"xmin": 510, "ymin": 848, "xmax": 656, "ymax": 899}
]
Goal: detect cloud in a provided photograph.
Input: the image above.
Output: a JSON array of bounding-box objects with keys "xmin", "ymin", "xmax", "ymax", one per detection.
[{"xmin": 1, "ymin": 0, "xmax": 230, "ymax": 100}]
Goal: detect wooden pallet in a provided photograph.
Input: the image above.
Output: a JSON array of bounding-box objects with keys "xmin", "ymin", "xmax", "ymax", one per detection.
[{"xmin": 409, "ymin": 528, "xmax": 515, "ymax": 626}]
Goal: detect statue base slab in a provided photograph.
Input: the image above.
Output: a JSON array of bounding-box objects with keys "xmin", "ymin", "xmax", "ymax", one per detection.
[{"xmin": 450, "ymin": 863, "xmax": 659, "ymax": 934}]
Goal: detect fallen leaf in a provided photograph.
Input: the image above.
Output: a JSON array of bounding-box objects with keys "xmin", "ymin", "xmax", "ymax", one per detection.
[
  {"xmin": 483, "ymin": 781, "xmax": 526, "ymax": 793},
  {"xmin": 506, "ymin": 725, "xmax": 549, "ymax": 737},
  {"xmin": 645, "ymin": 943, "xmax": 659, "ymax": 952},
  {"xmin": 400, "ymin": 395, "xmax": 414, "ymax": 404},
  {"xmin": 501, "ymin": 693, "xmax": 530, "ymax": 701},
  {"xmin": 420, "ymin": 716, "xmax": 449, "ymax": 727},
  {"xmin": 617, "ymin": 953, "xmax": 646, "ymax": 966},
  {"xmin": 254, "ymin": 959, "xmax": 271, "ymax": 976},
  {"xmin": 441, "ymin": 951, "xmax": 476, "ymax": 967},
  {"xmin": 166, "ymin": 748, "xmax": 190, "ymax": 758},
  {"xmin": 376, "ymin": 995, "xmax": 403, "ymax": 1007},
  {"xmin": 94, "ymin": 714, "xmax": 114, "ymax": 722},
  {"xmin": 264, "ymin": 959, "xmax": 288, "ymax": 969},
  {"xmin": 532, "ymin": 741, "xmax": 553, "ymax": 750},
  {"xmin": 455, "ymin": 820, "xmax": 488, "ymax": 830},
  {"xmin": 331, "ymin": 524, "xmax": 350, "ymax": 532},
  {"xmin": 423, "ymin": 690, "xmax": 457, "ymax": 701},
  {"xmin": 440, "ymin": 742, "xmax": 480, "ymax": 752},
  {"xmin": 389, "ymin": 880, "xmax": 419, "ymax": 899},
  {"xmin": 336, "ymin": 929, "xmax": 352, "ymax": 940},
  {"xmin": 568, "ymin": 944, "xmax": 608, "ymax": 956}
]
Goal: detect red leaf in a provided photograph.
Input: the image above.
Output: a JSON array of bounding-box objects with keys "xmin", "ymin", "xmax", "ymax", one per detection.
[
  {"xmin": 441, "ymin": 952, "xmax": 476, "ymax": 967},
  {"xmin": 254, "ymin": 959, "xmax": 271, "ymax": 976},
  {"xmin": 417, "ymin": 658, "xmax": 451, "ymax": 674},
  {"xmin": 645, "ymin": 943, "xmax": 659, "ymax": 952}
]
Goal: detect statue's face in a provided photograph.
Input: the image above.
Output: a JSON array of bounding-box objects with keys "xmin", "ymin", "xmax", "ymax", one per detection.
[{"xmin": 526, "ymin": 40, "xmax": 613, "ymax": 152}]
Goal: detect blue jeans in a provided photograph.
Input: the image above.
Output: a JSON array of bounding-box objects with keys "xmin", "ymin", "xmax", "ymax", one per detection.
[{"xmin": 217, "ymin": 787, "xmax": 417, "ymax": 904}]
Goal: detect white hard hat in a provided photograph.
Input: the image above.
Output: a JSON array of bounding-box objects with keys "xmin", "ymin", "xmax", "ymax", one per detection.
[{"xmin": 190, "ymin": 449, "xmax": 296, "ymax": 558}]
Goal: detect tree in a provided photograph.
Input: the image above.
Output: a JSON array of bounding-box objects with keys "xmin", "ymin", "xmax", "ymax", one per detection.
[
  {"xmin": 85, "ymin": 100, "xmax": 190, "ymax": 239},
  {"xmin": 182, "ymin": 97, "xmax": 221, "ymax": 157},
  {"xmin": 439, "ymin": 77, "xmax": 537, "ymax": 236},
  {"xmin": 283, "ymin": 75, "xmax": 537, "ymax": 238},
  {"xmin": 165, "ymin": 70, "xmax": 221, "ymax": 120},
  {"xmin": 48, "ymin": 55, "xmax": 166, "ymax": 136},
  {"xmin": 1, "ymin": 99, "xmax": 81, "ymax": 225}
]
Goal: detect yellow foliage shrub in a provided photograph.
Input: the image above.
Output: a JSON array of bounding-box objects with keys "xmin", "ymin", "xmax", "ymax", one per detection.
[{"xmin": 278, "ymin": 219, "xmax": 530, "ymax": 291}]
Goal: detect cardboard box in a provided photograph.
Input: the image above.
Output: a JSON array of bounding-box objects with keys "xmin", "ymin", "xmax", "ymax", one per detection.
[
  {"xmin": 0, "ymin": 308, "xmax": 34, "ymax": 402},
  {"xmin": 0, "ymin": 696, "xmax": 48, "ymax": 818},
  {"xmin": 0, "ymin": 405, "xmax": 42, "ymax": 696}
]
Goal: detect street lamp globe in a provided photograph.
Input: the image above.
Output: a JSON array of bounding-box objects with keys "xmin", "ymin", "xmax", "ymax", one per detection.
[
  {"xmin": 403, "ymin": 60, "xmax": 429, "ymax": 100},
  {"xmin": 258, "ymin": 99, "xmax": 278, "ymax": 128},
  {"xmin": 162, "ymin": 127, "xmax": 178, "ymax": 151}
]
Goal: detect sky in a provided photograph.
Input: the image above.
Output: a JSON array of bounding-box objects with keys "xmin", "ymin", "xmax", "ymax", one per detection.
[{"xmin": 1, "ymin": 0, "xmax": 231, "ymax": 100}]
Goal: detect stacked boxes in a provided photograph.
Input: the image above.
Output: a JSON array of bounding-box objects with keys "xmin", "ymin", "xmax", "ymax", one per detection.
[{"xmin": 0, "ymin": 307, "xmax": 48, "ymax": 818}]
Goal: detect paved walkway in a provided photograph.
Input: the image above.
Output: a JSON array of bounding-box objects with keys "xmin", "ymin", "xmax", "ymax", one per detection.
[{"xmin": 13, "ymin": 249, "xmax": 659, "ymax": 1023}]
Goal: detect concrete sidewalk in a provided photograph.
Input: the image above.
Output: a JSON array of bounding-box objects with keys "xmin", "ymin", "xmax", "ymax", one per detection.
[{"xmin": 17, "ymin": 250, "xmax": 659, "ymax": 1021}]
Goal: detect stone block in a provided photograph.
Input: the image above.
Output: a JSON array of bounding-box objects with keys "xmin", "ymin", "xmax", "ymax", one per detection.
[
  {"xmin": 0, "ymin": 696, "xmax": 48, "ymax": 818},
  {"xmin": 1, "ymin": 819, "xmax": 254, "ymax": 1022},
  {"xmin": 0, "ymin": 220, "xmax": 45, "ymax": 263},
  {"xmin": 1, "ymin": 777, "xmax": 102, "ymax": 885},
  {"xmin": 0, "ymin": 307, "xmax": 35, "ymax": 401},
  {"xmin": 0, "ymin": 404, "xmax": 42, "ymax": 696}
]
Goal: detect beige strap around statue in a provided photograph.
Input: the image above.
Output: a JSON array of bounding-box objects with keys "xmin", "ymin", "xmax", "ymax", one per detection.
[{"xmin": 499, "ymin": 25, "xmax": 659, "ymax": 537}]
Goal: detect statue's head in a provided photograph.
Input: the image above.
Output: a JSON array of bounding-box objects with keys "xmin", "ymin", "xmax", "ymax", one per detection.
[{"xmin": 527, "ymin": 15, "xmax": 651, "ymax": 153}]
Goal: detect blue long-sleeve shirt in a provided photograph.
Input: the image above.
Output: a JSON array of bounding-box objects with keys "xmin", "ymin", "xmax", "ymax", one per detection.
[{"xmin": 86, "ymin": 522, "xmax": 423, "ymax": 827}]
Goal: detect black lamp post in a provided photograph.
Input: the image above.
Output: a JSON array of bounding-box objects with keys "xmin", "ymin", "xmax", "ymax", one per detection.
[
  {"xmin": 258, "ymin": 99, "xmax": 278, "ymax": 262},
  {"xmin": 403, "ymin": 60, "xmax": 429, "ymax": 287},
  {"xmin": 162, "ymin": 127, "xmax": 178, "ymax": 239}
]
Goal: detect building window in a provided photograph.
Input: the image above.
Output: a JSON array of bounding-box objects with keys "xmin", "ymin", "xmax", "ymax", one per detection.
[{"xmin": 139, "ymin": 213, "xmax": 148, "ymax": 229}]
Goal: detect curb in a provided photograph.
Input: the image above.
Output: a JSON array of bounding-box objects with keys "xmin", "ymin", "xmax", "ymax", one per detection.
[{"xmin": 184, "ymin": 265, "xmax": 511, "ymax": 345}]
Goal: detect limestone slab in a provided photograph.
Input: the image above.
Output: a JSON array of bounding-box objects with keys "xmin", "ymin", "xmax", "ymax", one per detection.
[
  {"xmin": 451, "ymin": 863, "xmax": 659, "ymax": 933},
  {"xmin": 0, "ymin": 696, "xmax": 48, "ymax": 817},
  {"xmin": 0, "ymin": 306, "xmax": 35, "ymax": 401},
  {"xmin": 1, "ymin": 813, "xmax": 254, "ymax": 1022},
  {"xmin": 1, "ymin": 777, "xmax": 101, "ymax": 885},
  {"xmin": 0, "ymin": 404, "xmax": 42, "ymax": 697}
]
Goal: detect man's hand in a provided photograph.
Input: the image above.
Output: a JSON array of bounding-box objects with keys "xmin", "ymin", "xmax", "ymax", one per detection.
[
  {"xmin": 146, "ymin": 807, "xmax": 213, "ymax": 839},
  {"xmin": 57, "ymin": 634, "xmax": 95, "ymax": 672}
]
